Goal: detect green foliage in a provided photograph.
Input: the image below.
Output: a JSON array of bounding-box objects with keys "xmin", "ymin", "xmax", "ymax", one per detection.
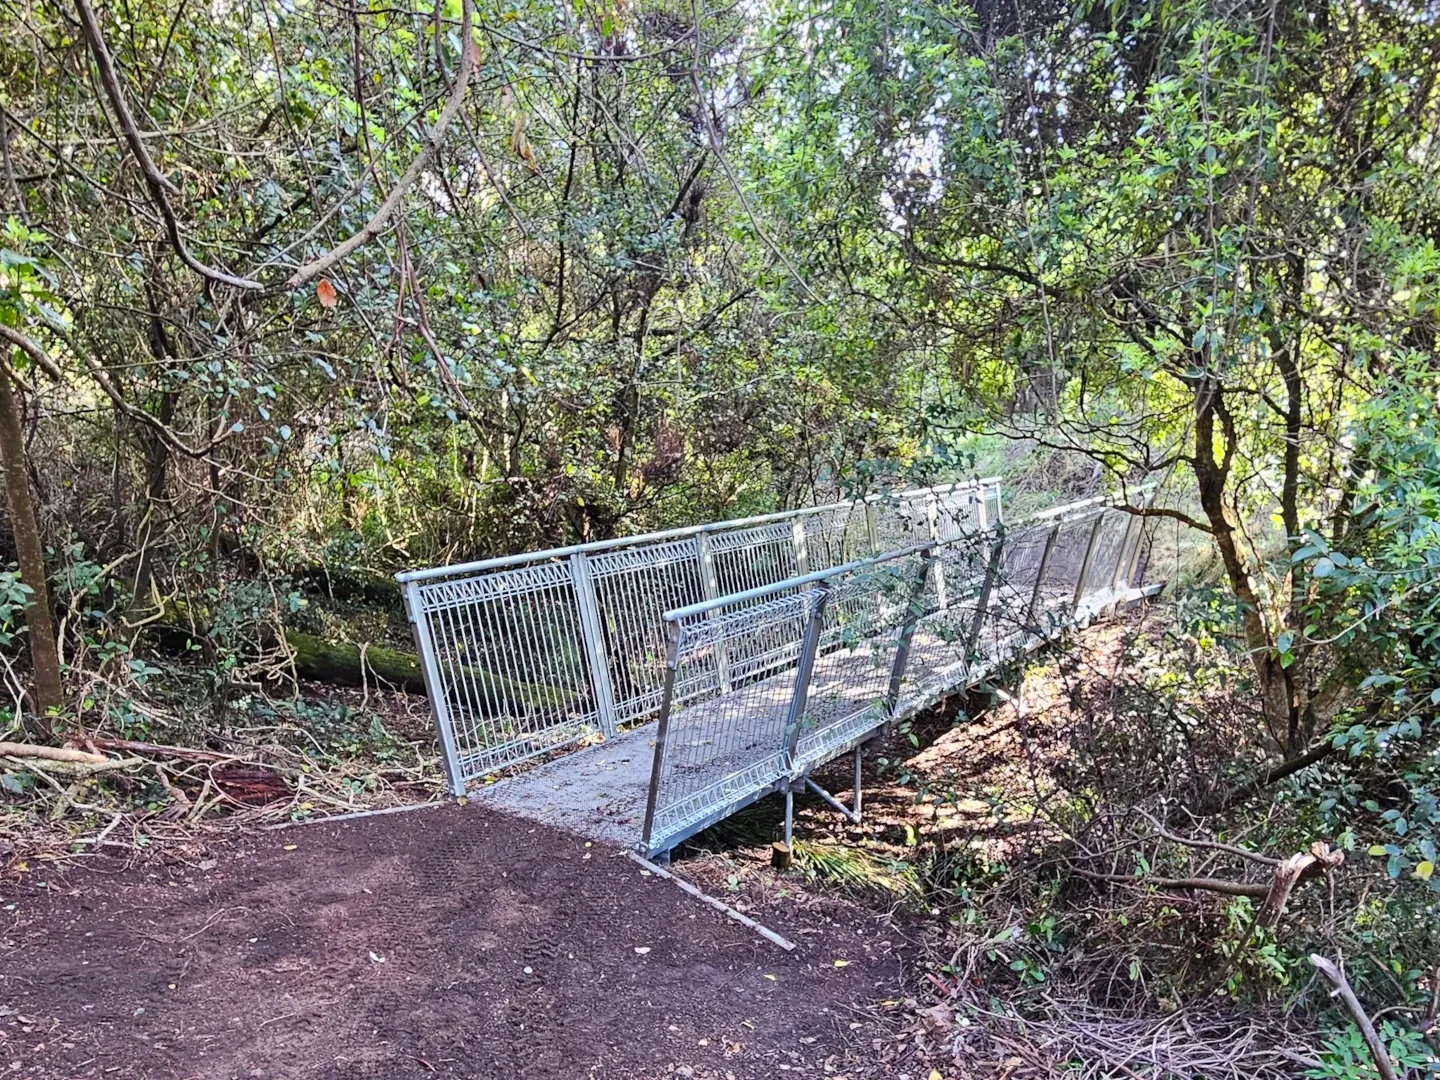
[
  {"xmin": 1308, "ymin": 1020, "xmax": 1437, "ymax": 1080},
  {"xmin": 792, "ymin": 838, "xmax": 923, "ymax": 902},
  {"xmin": 0, "ymin": 566, "xmax": 34, "ymax": 650}
]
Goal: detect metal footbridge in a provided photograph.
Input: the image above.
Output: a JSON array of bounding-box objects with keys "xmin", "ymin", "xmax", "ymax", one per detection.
[{"xmin": 398, "ymin": 480, "xmax": 1153, "ymax": 857}]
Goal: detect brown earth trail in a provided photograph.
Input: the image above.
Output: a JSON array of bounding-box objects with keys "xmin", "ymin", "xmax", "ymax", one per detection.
[{"xmin": 1, "ymin": 804, "xmax": 905, "ymax": 1079}]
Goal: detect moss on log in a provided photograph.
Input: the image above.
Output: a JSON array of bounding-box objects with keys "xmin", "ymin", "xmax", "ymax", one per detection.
[
  {"xmin": 285, "ymin": 630, "xmax": 428, "ymax": 692},
  {"xmin": 283, "ymin": 630, "xmax": 576, "ymax": 712}
]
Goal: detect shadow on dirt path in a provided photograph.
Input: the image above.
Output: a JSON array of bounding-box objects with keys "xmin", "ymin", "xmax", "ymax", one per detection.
[{"xmin": 2, "ymin": 803, "xmax": 905, "ymax": 1079}]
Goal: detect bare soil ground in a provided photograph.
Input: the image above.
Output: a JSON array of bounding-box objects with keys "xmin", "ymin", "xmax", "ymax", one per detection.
[{"xmin": 1, "ymin": 803, "xmax": 908, "ymax": 1080}]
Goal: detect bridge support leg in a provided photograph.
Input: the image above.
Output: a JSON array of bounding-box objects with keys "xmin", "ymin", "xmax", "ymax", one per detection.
[
  {"xmin": 798, "ymin": 742, "xmax": 867, "ymax": 827},
  {"xmin": 853, "ymin": 743, "xmax": 863, "ymax": 820}
]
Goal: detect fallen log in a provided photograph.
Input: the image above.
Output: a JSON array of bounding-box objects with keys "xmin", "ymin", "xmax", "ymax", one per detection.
[
  {"xmin": 283, "ymin": 630, "xmax": 577, "ymax": 713},
  {"xmin": 284, "ymin": 630, "xmax": 429, "ymax": 692},
  {"xmin": 0, "ymin": 741, "xmax": 107, "ymax": 765},
  {"xmin": 84, "ymin": 736, "xmax": 234, "ymax": 762},
  {"xmin": 0, "ymin": 753, "xmax": 143, "ymax": 778}
]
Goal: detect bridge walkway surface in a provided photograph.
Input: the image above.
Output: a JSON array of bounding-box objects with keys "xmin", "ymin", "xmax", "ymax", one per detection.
[{"xmin": 400, "ymin": 481, "xmax": 1156, "ymax": 857}]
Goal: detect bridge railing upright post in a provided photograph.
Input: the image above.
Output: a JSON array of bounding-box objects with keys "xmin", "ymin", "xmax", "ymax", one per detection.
[
  {"xmin": 778, "ymin": 581, "xmax": 834, "ymax": 846},
  {"xmin": 402, "ymin": 580, "xmax": 467, "ymax": 798},
  {"xmin": 694, "ymin": 530, "xmax": 731, "ymax": 693},
  {"xmin": 964, "ymin": 525, "xmax": 1006, "ymax": 674},
  {"xmin": 1025, "ymin": 523, "xmax": 1062, "ymax": 634},
  {"xmin": 570, "ymin": 551, "xmax": 619, "ymax": 738},
  {"xmin": 885, "ymin": 546, "xmax": 937, "ymax": 717},
  {"xmin": 1071, "ymin": 511, "xmax": 1106, "ymax": 613},
  {"xmin": 925, "ymin": 493, "xmax": 949, "ymax": 610},
  {"xmin": 790, "ymin": 517, "xmax": 810, "ymax": 575},
  {"xmin": 639, "ymin": 622, "xmax": 682, "ymax": 855}
]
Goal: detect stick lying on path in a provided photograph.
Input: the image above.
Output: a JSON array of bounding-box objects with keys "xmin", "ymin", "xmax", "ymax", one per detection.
[{"xmin": 623, "ymin": 849, "xmax": 796, "ymax": 952}]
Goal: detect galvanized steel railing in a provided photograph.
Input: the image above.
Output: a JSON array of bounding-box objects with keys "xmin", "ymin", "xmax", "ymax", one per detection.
[
  {"xmin": 399, "ymin": 478, "xmax": 1003, "ymax": 793},
  {"xmin": 637, "ymin": 489, "xmax": 1155, "ymax": 856}
]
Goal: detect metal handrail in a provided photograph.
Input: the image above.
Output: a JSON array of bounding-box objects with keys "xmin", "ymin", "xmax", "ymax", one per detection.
[
  {"xmin": 659, "ymin": 540, "xmax": 934, "ymax": 623},
  {"xmin": 396, "ymin": 476, "xmax": 1002, "ymax": 583},
  {"xmin": 637, "ymin": 487, "xmax": 1158, "ymax": 855},
  {"xmin": 658, "ymin": 487, "xmax": 1154, "ymax": 626}
]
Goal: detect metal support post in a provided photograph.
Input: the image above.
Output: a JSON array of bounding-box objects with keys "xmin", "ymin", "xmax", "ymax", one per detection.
[
  {"xmin": 1108, "ymin": 513, "xmax": 1140, "ymax": 594},
  {"xmin": 925, "ymin": 493, "xmax": 948, "ymax": 609},
  {"xmin": 569, "ymin": 552, "xmax": 618, "ymax": 737},
  {"xmin": 1072, "ymin": 512, "xmax": 1106, "ymax": 612},
  {"xmin": 695, "ymin": 531, "xmax": 731, "ymax": 692},
  {"xmin": 639, "ymin": 624, "xmax": 683, "ymax": 853},
  {"xmin": 1025, "ymin": 524, "xmax": 1061, "ymax": 632},
  {"xmin": 403, "ymin": 581, "xmax": 467, "ymax": 797},
  {"xmin": 784, "ymin": 786, "xmax": 795, "ymax": 847},
  {"xmin": 781, "ymin": 582, "xmax": 833, "ymax": 772},
  {"xmin": 864, "ymin": 502, "xmax": 880, "ymax": 555},
  {"xmin": 791, "ymin": 517, "xmax": 810, "ymax": 575},
  {"xmin": 853, "ymin": 742, "xmax": 863, "ymax": 819},
  {"xmin": 886, "ymin": 548, "xmax": 936, "ymax": 715},
  {"xmin": 965, "ymin": 531, "xmax": 1006, "ymax": 671}
]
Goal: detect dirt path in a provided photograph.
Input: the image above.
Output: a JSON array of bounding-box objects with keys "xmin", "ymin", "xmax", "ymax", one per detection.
[{"xmin": 2, "ymin": 804, "xmax": 906, "ymax": 1079}]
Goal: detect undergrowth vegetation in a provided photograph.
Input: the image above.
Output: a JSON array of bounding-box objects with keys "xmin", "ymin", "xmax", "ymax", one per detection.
[{"xmin": 1, "ymin": 0, "xmax": 1439, "ymax": 1072}]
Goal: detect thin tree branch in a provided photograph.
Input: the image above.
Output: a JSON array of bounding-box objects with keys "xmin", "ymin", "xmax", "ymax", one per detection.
[
  {"xmin": 1311, "ymin": 955, "xmax": 1401, "ymax": 1080},
  {"xmin": 73, "ymin": 0, "xmax": 263, "ymax": 291},
  {"xmin": 283, "ymin": 0, "xmax": 477, "ymax": 289}
]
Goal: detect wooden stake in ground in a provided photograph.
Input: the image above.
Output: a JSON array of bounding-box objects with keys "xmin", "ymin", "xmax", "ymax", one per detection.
[{"xmin": 0, "ymin": 366, "xmax": 62, "ymax": 730}]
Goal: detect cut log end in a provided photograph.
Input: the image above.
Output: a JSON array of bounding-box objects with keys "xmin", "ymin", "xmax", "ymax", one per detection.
[{"xmin": 771, "ymin": 841, "xmax": 793, "ymax": 870}]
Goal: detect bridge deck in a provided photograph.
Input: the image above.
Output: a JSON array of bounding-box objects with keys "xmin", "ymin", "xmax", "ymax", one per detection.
[{"xmin": 473, "ymin": 613, "xmax": 1042, "ymax": 849}]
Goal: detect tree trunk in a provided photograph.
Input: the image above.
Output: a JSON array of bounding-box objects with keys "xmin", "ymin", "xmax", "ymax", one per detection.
[
  {"xmin": 0, "ymin": 369, "xmax": 62, "ymax": 731},
  {"xmin": 1190, "ymin": 372, "xmax": 1296, "ymax": 745}
]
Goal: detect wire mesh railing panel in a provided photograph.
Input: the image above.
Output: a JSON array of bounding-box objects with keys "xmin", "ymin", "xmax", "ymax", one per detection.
[
  {"xmin": 874, "ymin": 497, "xmax": 930, "ymax": 552},
  {"xmin": 1034, "ymin": 513, "xmax": 1097, "ymax": 621},
  {"xmin": 644, "ymin": 593, "xmax": 814, "ymax": 848},
  {"xmin": 802, "ymin": 504, "xmax": 864, "ymax": 569},
  {"xmin": 933, "ymin": 489, "xmax": 983, "ymax": 540},
  {"xmin": 791, "ymin": 560, "xmax": 921, "ymax": 774},
  {"xmin": 984, "ymin": 522, "xmax": 1052, "ymax": 653},
  {"xmin": 589, "ymin": 539, "xmax": 706, "ymax": 724},
  {"xmin": 710, "ymin": 521, "xmax": 801, "ymax": 596},
  {"xmin": 410, "ymin": 563, "xmax": 598, "ymax": 781},
  {"xmin": 1082, "ymin": 509, "xmax": 1130, "ymax": 601}
]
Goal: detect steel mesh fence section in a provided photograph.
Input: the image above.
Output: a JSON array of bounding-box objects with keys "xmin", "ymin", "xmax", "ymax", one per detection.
[
  {"xmin": 802, "ymin": 504, "xmax": 864, "ymax": 569},
  {"xmin": 790, "ymin": 557, "xmax": 919, "ymax": 774},
  {"xmin": 898, "ymin": 531, "xmax": 995, "ymax": 710},
  {"xmin": 1080, "ymin": 509, "xmax": 1129, "ymax": 603},
  {"xmin": 710, "ymin": 521, "xmax": 802, "ymax": 596},
  {"xmin": 984, "ymin": 522, "xmax": 1052, "ymax": 655},
  {"xmin": 645, "ymin": 593, "xmax": 812, "ymax": 848},
  {"xmin": 412, "ymin": 563, "xmax": 599, "ymax": 780},
  {"xmin": 589, "ymin": 539, "xmax": 706, "ymax": 724},
  {"xmin": 933, "ymin": 488, "xmax": 983, "ymax": 540}
]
